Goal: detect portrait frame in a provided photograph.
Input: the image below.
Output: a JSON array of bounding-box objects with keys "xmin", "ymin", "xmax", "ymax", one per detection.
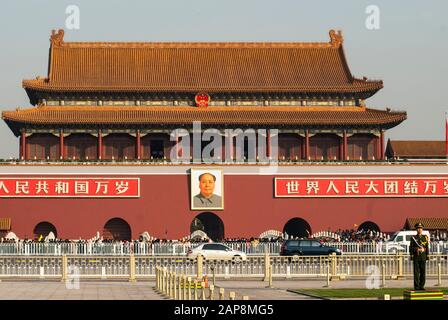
[{"xmin": 190, "ymin": 168, "xmax": 224, "ymax": 210}]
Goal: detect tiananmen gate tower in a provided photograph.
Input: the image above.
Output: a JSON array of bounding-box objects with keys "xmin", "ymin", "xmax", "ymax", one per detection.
[{"xmin": 1, "ymin": 29, "xmax": 447, "ymax": 242}]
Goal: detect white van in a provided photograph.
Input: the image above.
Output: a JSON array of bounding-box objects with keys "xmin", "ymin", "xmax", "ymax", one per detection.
[
  {"xmin": 385, "ymin": 230, "xmax": 430, "ymax": 253},
  {"xmin": 389, "ymin": 230, "xmax": 431, "ymax": 245}
]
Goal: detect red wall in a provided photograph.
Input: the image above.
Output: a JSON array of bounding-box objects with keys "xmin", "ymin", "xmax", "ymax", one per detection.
[{"xmin": 2, "ymin": 174, "xmax": 448, "ymax": 239}]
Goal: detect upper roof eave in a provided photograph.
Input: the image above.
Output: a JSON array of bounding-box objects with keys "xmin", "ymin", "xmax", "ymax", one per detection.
[
  {"xmin": 22, "ymin": 80, "xmax": 384, "ymax": 94},
  {"xmin": 22, "ymin": 29, "xmax": 384, "ymax": 102}
]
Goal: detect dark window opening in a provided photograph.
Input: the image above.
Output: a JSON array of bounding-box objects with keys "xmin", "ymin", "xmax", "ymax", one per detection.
[{"xmin": 150, "ymin": 140, "xmax": 164, "ymax": 159}]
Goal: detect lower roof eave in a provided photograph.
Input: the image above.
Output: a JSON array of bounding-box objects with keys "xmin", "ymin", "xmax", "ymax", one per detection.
[{"xmin": 2, "ymin": 120, "xmax": 406, "ymax": 137}]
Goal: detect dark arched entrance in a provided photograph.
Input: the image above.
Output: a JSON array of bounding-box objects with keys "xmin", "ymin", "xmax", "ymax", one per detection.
[
  {"xmin": 283, "ymin": 218, "xmax": 311, "ymax": 239},
  {"xmin": 33, "ymin": 221, "xmax": 57, "ymax": 239},
  {"xmin": 190, "ymin": 212, "xmax": 224, "ymax": 241},
  {"xmin": 103, "ymin": 218, "xmax": 132, "ymax": 241},
  {"xmin": 358, "ymin": 221, "xmax": 380, "ymax": 232}
]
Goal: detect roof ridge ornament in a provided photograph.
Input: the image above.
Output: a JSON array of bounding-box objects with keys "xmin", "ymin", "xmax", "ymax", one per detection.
[
  {"xmin": 50, "ymin": 29, "xmax": 65, "ymax": 46},
  {"xmin": 329, "ymin": 29, "xmax": 343, "ymax": 47}
]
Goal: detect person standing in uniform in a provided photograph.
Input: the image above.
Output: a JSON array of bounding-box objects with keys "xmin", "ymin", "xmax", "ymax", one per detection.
[{"xmin": 409, "ymin": 223, "xmax": 429, "ymax": 290}]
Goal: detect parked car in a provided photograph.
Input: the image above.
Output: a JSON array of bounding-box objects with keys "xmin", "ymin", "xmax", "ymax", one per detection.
[
  {"xmin": 187, "ymin": 243, "xmax": 247, "ymax": 262},
  {"xmin": 280, "ymin": 239, "xmax": 341, "ymax": 256}
]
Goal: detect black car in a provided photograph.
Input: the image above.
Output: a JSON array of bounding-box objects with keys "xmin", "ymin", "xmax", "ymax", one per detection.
[{"xmin": 280, "ymin": 239, "xmax": 342, "ymax": 256}]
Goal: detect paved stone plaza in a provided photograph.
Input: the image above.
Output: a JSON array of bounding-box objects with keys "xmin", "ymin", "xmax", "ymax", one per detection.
[
  {"xmin": 0, "ymin": 281, "xmax": 162, "ymax": 300},
  {"xmin": 0, "ymin": 279, "xmax": 445, "ymax": 300},
  {"xmin": 0, "ymin": 280, "xmax": 313, "ymax": 300}
]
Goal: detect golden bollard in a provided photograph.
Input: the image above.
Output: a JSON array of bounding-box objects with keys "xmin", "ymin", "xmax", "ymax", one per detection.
[
  {"xmin": 156, "ymin": 267, "xmax": 160, "ymax": 291},
  {"xmin": 164, "ymin": 269, "xmax": 169, "ymax": 295},
  {"xmin": 201, "ymin": 281, "xmax": 206, "ymax": 300},
  {"xmin": 263, "ymin": 252, "xmax": 270, "ymax": 282},
  {"xmin": 155, "ymin": 267, "xmax": 158, "ymax": 290},
  {"xmin": 194, "ymin": 280, "xmax": 199, "ymax": 300},
  {"xmin": 160, "ymin": 267, "xmax": 163, "ymax": 292},
  {"xmin": 183, "ymin": 275, "xmax": 187, "ymax": 300},
  {"xmin": 197, "ymin": 255, "xmax": 203, "ymax": 280},
  {"xmin": 159, "ymin": 267, "xmax": 163, "ymax": 291},
  {"xmin": 212, "ymin": 265, "xmax": 216, "ymax": 286},
  {"xmin": 266, "ymin": 264, "xmax": 273, "ymax": 288},
  {"xmin": 187, "ymin": 277, "xmax": 192, "ymax": 300},
  {"xmin": 160, "ymin": 268, "xmax": 163, "ymax": 293},
  {"xmin": 229, "ymin": 291, "xmax": 236, "ymax": 300},
  {"xmin": 174, "ymin": 273, "xmax": 177, "ymax": 300},
  {"xmin": 178, "ymin": 274, "xmax": 183, "ymax": 300},
  {"xmin": 209, "ymin": 284, "xmax": 215, "ymax": 300},
  {"xmin": 167, "ymin": 272, "xmax": 171, "ymax": 297},
  {"xmin": 219, "ymin": 287, "xmax": 225, "ymax": 300},
  {"xmin": 162, "ymin": 269, "xmax": 166, "ymax": 294},
  {"xmin": 169, "ymin": 272, "xmax": 174, "ymax": 298}
]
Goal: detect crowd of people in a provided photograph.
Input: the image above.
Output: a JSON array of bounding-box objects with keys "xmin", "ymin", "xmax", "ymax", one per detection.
[
  {"xmin": 1, "ymin": 230, "xmax": 447, "ymax": 244},
  {"xmin": 330, "ymin": 228, "xmax": 390, "ymax": 242}
]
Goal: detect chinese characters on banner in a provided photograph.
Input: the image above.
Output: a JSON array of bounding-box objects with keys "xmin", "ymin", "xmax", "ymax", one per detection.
[
  {"xmin": 275, "ymin": 177, "xmax": 448, "ymax": 197},
  {"xmin": 0, "ymin": 178, "xmax": 140, "ymax": 197}
]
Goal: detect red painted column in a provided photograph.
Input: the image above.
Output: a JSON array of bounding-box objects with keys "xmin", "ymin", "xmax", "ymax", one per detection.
[
  {"xmin": 136, "ymin": 130, "xmax": 141, "ymax": 159},
  {"xmin": 266, "ymin": 129, "xmax": 271, "ymax": 158},
  {"xmin": 375, "ymin": 131, "xmax": 382, "ymax": 160},
  {"xmin": 20, "ymin": 131, "xmax": 27, "ymax": 160},
  {"xmin": 176, "ymin": 134, "xmax": 181, "ymax": 158},
  {"xmin": 380, "ymin": 130, "xmax": 384, "ymax": 160},
  {"xmin": 305, "ymin": 130, "xmax": 310, "ymax": 160},
  {"xmin": 221, "ymin": 135, "xmax": 225, "ymax": 161},
  {"xmin": 227, "ymin": 133, "xmax": 234, "ymax": 161},
  {"xmin": 339, "ymin": 134, "xmax": 343, "ymax": 160},
  {"xmin": 98, "ymin": 129, "xmax": 103, "ymax": 160},
  {"xmin": 300, "ymin": 136, "xmax": 304, "ymax": 159},
  {"xmin": 343, "ymin": 130, "xmax": 348, "ymax": 161},
  {"xmin": 59, "ymin": 130, "xmax": 64, "ymax": 160}
]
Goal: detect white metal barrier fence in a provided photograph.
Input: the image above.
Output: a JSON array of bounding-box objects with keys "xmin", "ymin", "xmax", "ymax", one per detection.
[
  {"xmin": 1, "ymin": 241, "xmax": 447, "ymax": 256},
  {"xmin": 0, "ymin": 242, "xmax": 281, "ymax": 256},
  {"xmin": 0, "ymin": 254, "xmax": 447, "ymax": 280}
]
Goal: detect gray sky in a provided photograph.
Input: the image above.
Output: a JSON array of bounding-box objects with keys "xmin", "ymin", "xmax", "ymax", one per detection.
[{"xmin": 0, "ymin": 0, "xmax": 447, "ymax": 158}]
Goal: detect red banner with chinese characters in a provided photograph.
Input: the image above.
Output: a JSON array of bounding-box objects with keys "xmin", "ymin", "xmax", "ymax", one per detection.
[
  {"xmin": 275, "ymin": 177, "xmax": 448, "ymax": 198},
  {"xmin": 0, "ymin": 178, "xmax": 140, "ymax": 198}
]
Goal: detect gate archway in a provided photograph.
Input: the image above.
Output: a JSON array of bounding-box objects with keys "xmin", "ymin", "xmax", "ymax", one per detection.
[
  {"xmin": 103, "ymin": 218, "xmax": 132, "ymax": 241},
  {"xmin": 190, "ymin": 212, "xmax": 224, "ymax": 241},
  {"xmin": 358, "ymin": 221, "xmax": 380, "ymax": 233},
  {"xmin": 283, "ymin": 218, "xmax": 311, "ymax": 239},
  {"xmin": 33, "ymin": 221, "xmax": 57, "ymax": 240}
]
